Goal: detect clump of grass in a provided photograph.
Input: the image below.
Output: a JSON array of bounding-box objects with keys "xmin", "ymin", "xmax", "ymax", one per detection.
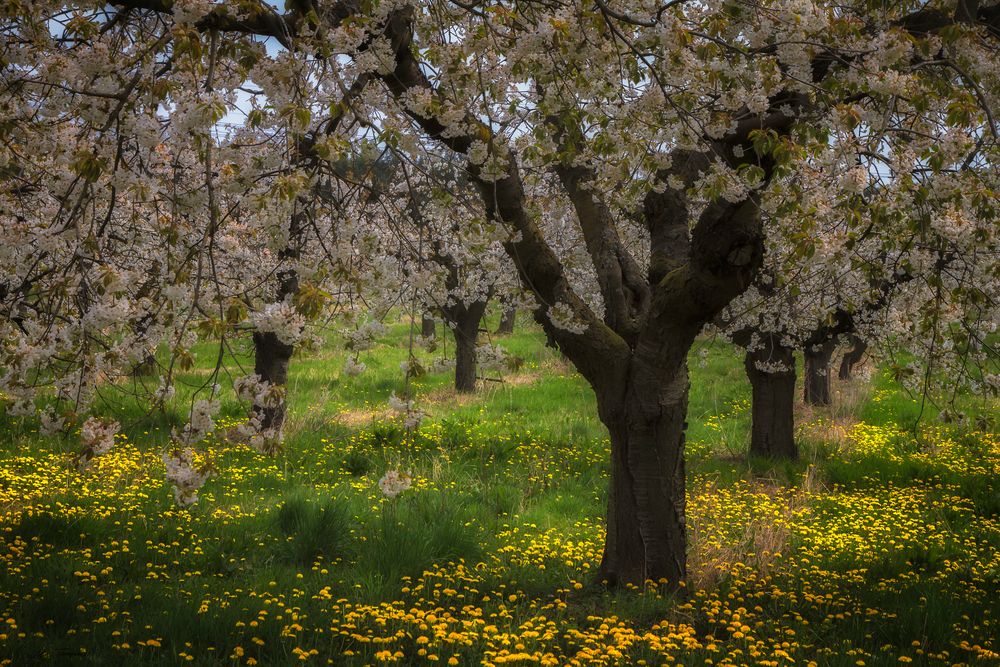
[
  {"xmin": 484, "ymin": 483, "xmax": 523, "ymax": 518},
  {"xmin": 363, "ymin": 491, "xmax": 483, "ymax": 584},
  {"xmin": 369, "ymin": 420, "xmax": 404, "ymax": 448},
  {"xmin": 340, "ymin": 450, "xmax": 372, "ymax": 476},
  {"xmin": 273, "ymin": 491, "xmax": 355, "ymax": 566},
  {"xmin": 13, "ymin": 511, "xmax": 90, "ymax": 547},
  {"xmin": 438, "ymin": 418, "xmax": 474, "ymax": 450},
  {"xmin": 689, "ymin": 467, "xmax": 818, "ymax": 590}
]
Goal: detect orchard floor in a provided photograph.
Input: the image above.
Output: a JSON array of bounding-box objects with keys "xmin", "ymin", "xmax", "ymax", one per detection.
[{"xmin": 1, "ymin": 318, "xmax": 998, "ymax": 666}]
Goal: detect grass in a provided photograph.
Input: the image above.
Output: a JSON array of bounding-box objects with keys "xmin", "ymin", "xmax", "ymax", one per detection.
[{"xmin": 0, "ymin": 309, "xmax": 998, "ymax": 665}]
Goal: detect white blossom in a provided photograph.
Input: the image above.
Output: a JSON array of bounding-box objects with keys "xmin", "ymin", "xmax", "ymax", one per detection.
[
  {"xmin": 163, "ymin": 448, "xmax": 212, "ymax": 507},
  {"xmin": 80, "ymin": 417, "xmax": 119, "ymax": 458},
  {"xmin": 251, "ymin": 302, "xmax": 306, "ymax": 346},
  {"xmin": 233, "ymin": 374, "xmax": 283, "ymax": 409},
  {"xmin": 388, "ymin": 392, "xmax": 423, "ymax": 430},
  {"xmin": 39, "ymin": 408, "xmax": 66, "ymax": 436},
  {"xmin": 343, "ymin": 356, "xmax": 367, "ymax": 377},
  {"xmin": 547, "ymin": 302, "xmax": 588, "ymax": 334},
  {"xmin": 378, "ymin": 470, "xmax": 412, "ymax": 499},
  {"xmin": 177, "ymin": 398, "xmax": 220, "ymax": 445}
]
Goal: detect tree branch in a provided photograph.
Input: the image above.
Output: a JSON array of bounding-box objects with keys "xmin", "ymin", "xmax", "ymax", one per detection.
[
  {"xmin": 378, "ymin": 10, "xmax": 632, "ymax": 388},
  {"xmin": 542, "ymin": 107, "xmax": 650, "ymax": 342}
]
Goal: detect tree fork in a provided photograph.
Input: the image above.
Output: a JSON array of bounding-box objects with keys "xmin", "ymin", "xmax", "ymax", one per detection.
[{"xmin": 838, "ymin": 336, "xmax": 867, "ymax": 380}]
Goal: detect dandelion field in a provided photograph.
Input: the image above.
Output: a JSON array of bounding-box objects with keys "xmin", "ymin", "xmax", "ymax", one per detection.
[{"xmin": 1, "ymin": 318, "xmax": 998, "ymax": 666}]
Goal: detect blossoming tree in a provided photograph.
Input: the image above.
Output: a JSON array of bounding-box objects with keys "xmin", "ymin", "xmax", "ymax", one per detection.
[
  {"xmin": 3, "ymin": 0, "xmax": 998, "ymax": 588},
  {"xmin": 721, "ymin": 140, "xmax": 996, "ymax": 459}
]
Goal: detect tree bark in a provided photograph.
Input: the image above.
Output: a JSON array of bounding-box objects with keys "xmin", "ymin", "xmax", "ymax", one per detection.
[
  {"xmin": 597, "ymin": 358, "xmax": 688, "ymax": 587},
  {"xmin": 745, "ymin": 338, "xmax": 797, "ymax": 459},
  {"xmin": 448, "ymin": 300, "xmax": 487, "ymax": 393},
  {"xmin": 252, "ymin": 330, "xmax": 293, "ymax": 431},
  {"xmin": 250, "ymin": 204, "xmax": 302, "ymax": 432},
  {"xmin": 421, "ymin": 313, "xmax": 436, "ymax": 338},
  {"xmin": 454, "ymin": 330, "xmax": 477, "ymax": 392},
  {"xmin": 496, "ymin": 306, "xmax": 516, "ymax": 335},
  {"xmin": 838, "ymin": 335, "xmax": 867, "ymax": 380},
  {"xmin": 803, "ymin": 339, "xmax": 837, "ymax": 406}
]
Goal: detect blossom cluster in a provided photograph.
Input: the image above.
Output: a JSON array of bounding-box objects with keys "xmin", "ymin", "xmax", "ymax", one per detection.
[
  {"xmin": 377, "ymin": 469, "xmax": 413, "ymax": 499},
  {"xmin": 77, "ymin": 417, "xmax": 120, "ymax": 467},
  {"xmin": 162, "ymin": 447, "xmax": 212, "ymax": 507},
  {"xmin": 388, "ymin": 392, "xmax": 423, "ymax": 430},
  {"xmin": 250, "ymin": 302, "xmax": 307, "ymax": 346}
]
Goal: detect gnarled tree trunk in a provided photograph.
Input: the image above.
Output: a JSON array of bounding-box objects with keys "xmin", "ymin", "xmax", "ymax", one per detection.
[
  {"xmin": 597, "ymin": 355, "xmax": 688, "ymax": 587},
  {"xmin": 744, "ymin": 338, "xmax": 797, "ymax": 459},
  {"xmin": 803, "ymin": 339, "xmax": 837, "ymax": 406},
  {"xmin": 496, "ymin": 306, "xmax": 516, "ymax": 335},
  {"xmin": 838, "ymin": 335, "xmax": 867, "ymax": 380}
]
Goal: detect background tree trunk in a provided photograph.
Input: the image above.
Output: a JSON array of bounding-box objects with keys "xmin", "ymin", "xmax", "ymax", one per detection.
[
  {"xmin": 454, "ymin": 331, "xmax": 477, "ymax": 392},
  {"xmin": 496, "ymin": 306, "xmax": 516, "ymax": 335},
  {"xmin": 250, "ymin": 206, "xmax": 302, "ymax": 431},
  {"xmin": 745, "ymin": 339, "xmax": 797, "ymax": 459},
  {"xmin": 252, "ymin": 330, "xmax": 294, "ymax": 431},
  {"xmin": 130, "ymin": 272, "xmax": 162, "ymax": 376},
  {"xmin": 804, "ymin": 339, "xmax": 837, "ymax": 406},
  {"xmin": 448, "ymin": 300, "xmax": 487, "ymax": 393},
  {"xmin": 421, "ymin": 313, "xmax": 436, "ymax": 338},
  {"xmin": 597, "ymin": 357, "xmax": 688, "ymax": 588},
  {"xmin": 838, "ymin": 335, "xmax": 867, "ymax": 380}
]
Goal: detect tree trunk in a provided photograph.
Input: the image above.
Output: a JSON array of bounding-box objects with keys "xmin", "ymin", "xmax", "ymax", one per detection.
[
  {"xmin": 803, "ymin": 339, "xmax": 836, "ymax": 406},
  {"xmin": 496, "ymin": 307, "xmax": 516, "ymax": 335},
  {"xmin": 421, "ymin": 313, "xmax": 436, "ymax": 338},
  {"xmin": 449, "ymin": 300, "xmax": 487, "ymax": 393},
  {"xmin": 838, "ymin": 335, "xmax": 867, "ymax": 380},
  {"xmin": 745, "ymin": 339, "xmax": 797, "ymax": 459},
  {"xmin": 454, "ymin": 331, "xmax": 477, "ymax": 392},
  {"xmin": 252, "ymin": 330, "xmax": 294, "ymax": 431},
  {"xmin": 249, "ymin": 204, "xmax": 302, "ymax": 436},
  {"xmin": 597, "ymin": 358, "xmax": 688, "ymax": 588}
]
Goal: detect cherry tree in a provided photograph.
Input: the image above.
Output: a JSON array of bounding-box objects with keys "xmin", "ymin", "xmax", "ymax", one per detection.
[
  {"xmin": 0, "ymin": 2, "xmax": 371, "ymax": 453},
  {"xmin": 4, "ymin": 0, "xmax": 998, "ymax": 587},
  {"xmin": 383, "ymin": 154, "xmax": 509, "ymax": 393},
  {"xmin": 368, "ymin": 0, "xmax": 1000, "ymax": 585},
  {"xmin": 723, "ymin": 115, "xmax": 998, "ymax": 458}
]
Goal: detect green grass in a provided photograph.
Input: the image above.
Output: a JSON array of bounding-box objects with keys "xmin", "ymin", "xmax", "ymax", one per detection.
[{"xmin": 0, "ymin": 310, "xmax": 998, "ymax": 665}]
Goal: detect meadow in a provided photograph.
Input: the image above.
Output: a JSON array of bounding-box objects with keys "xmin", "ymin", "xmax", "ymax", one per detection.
[{"xmin": 1, "ymin": 315, "xmax": 998, "ymax": 666}]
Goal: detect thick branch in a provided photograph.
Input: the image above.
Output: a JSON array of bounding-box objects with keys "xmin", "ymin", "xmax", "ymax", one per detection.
[
  {"xmin": 642, "ymin": 150, "xmax": 709, "ymax": 285},
  {"xmin": 111, "ymin": 0, "xmax": 303, "ymax": 48},
  {"xmin": 545, "ymin": 113, "xmax": 650, "ymax": 342}
]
